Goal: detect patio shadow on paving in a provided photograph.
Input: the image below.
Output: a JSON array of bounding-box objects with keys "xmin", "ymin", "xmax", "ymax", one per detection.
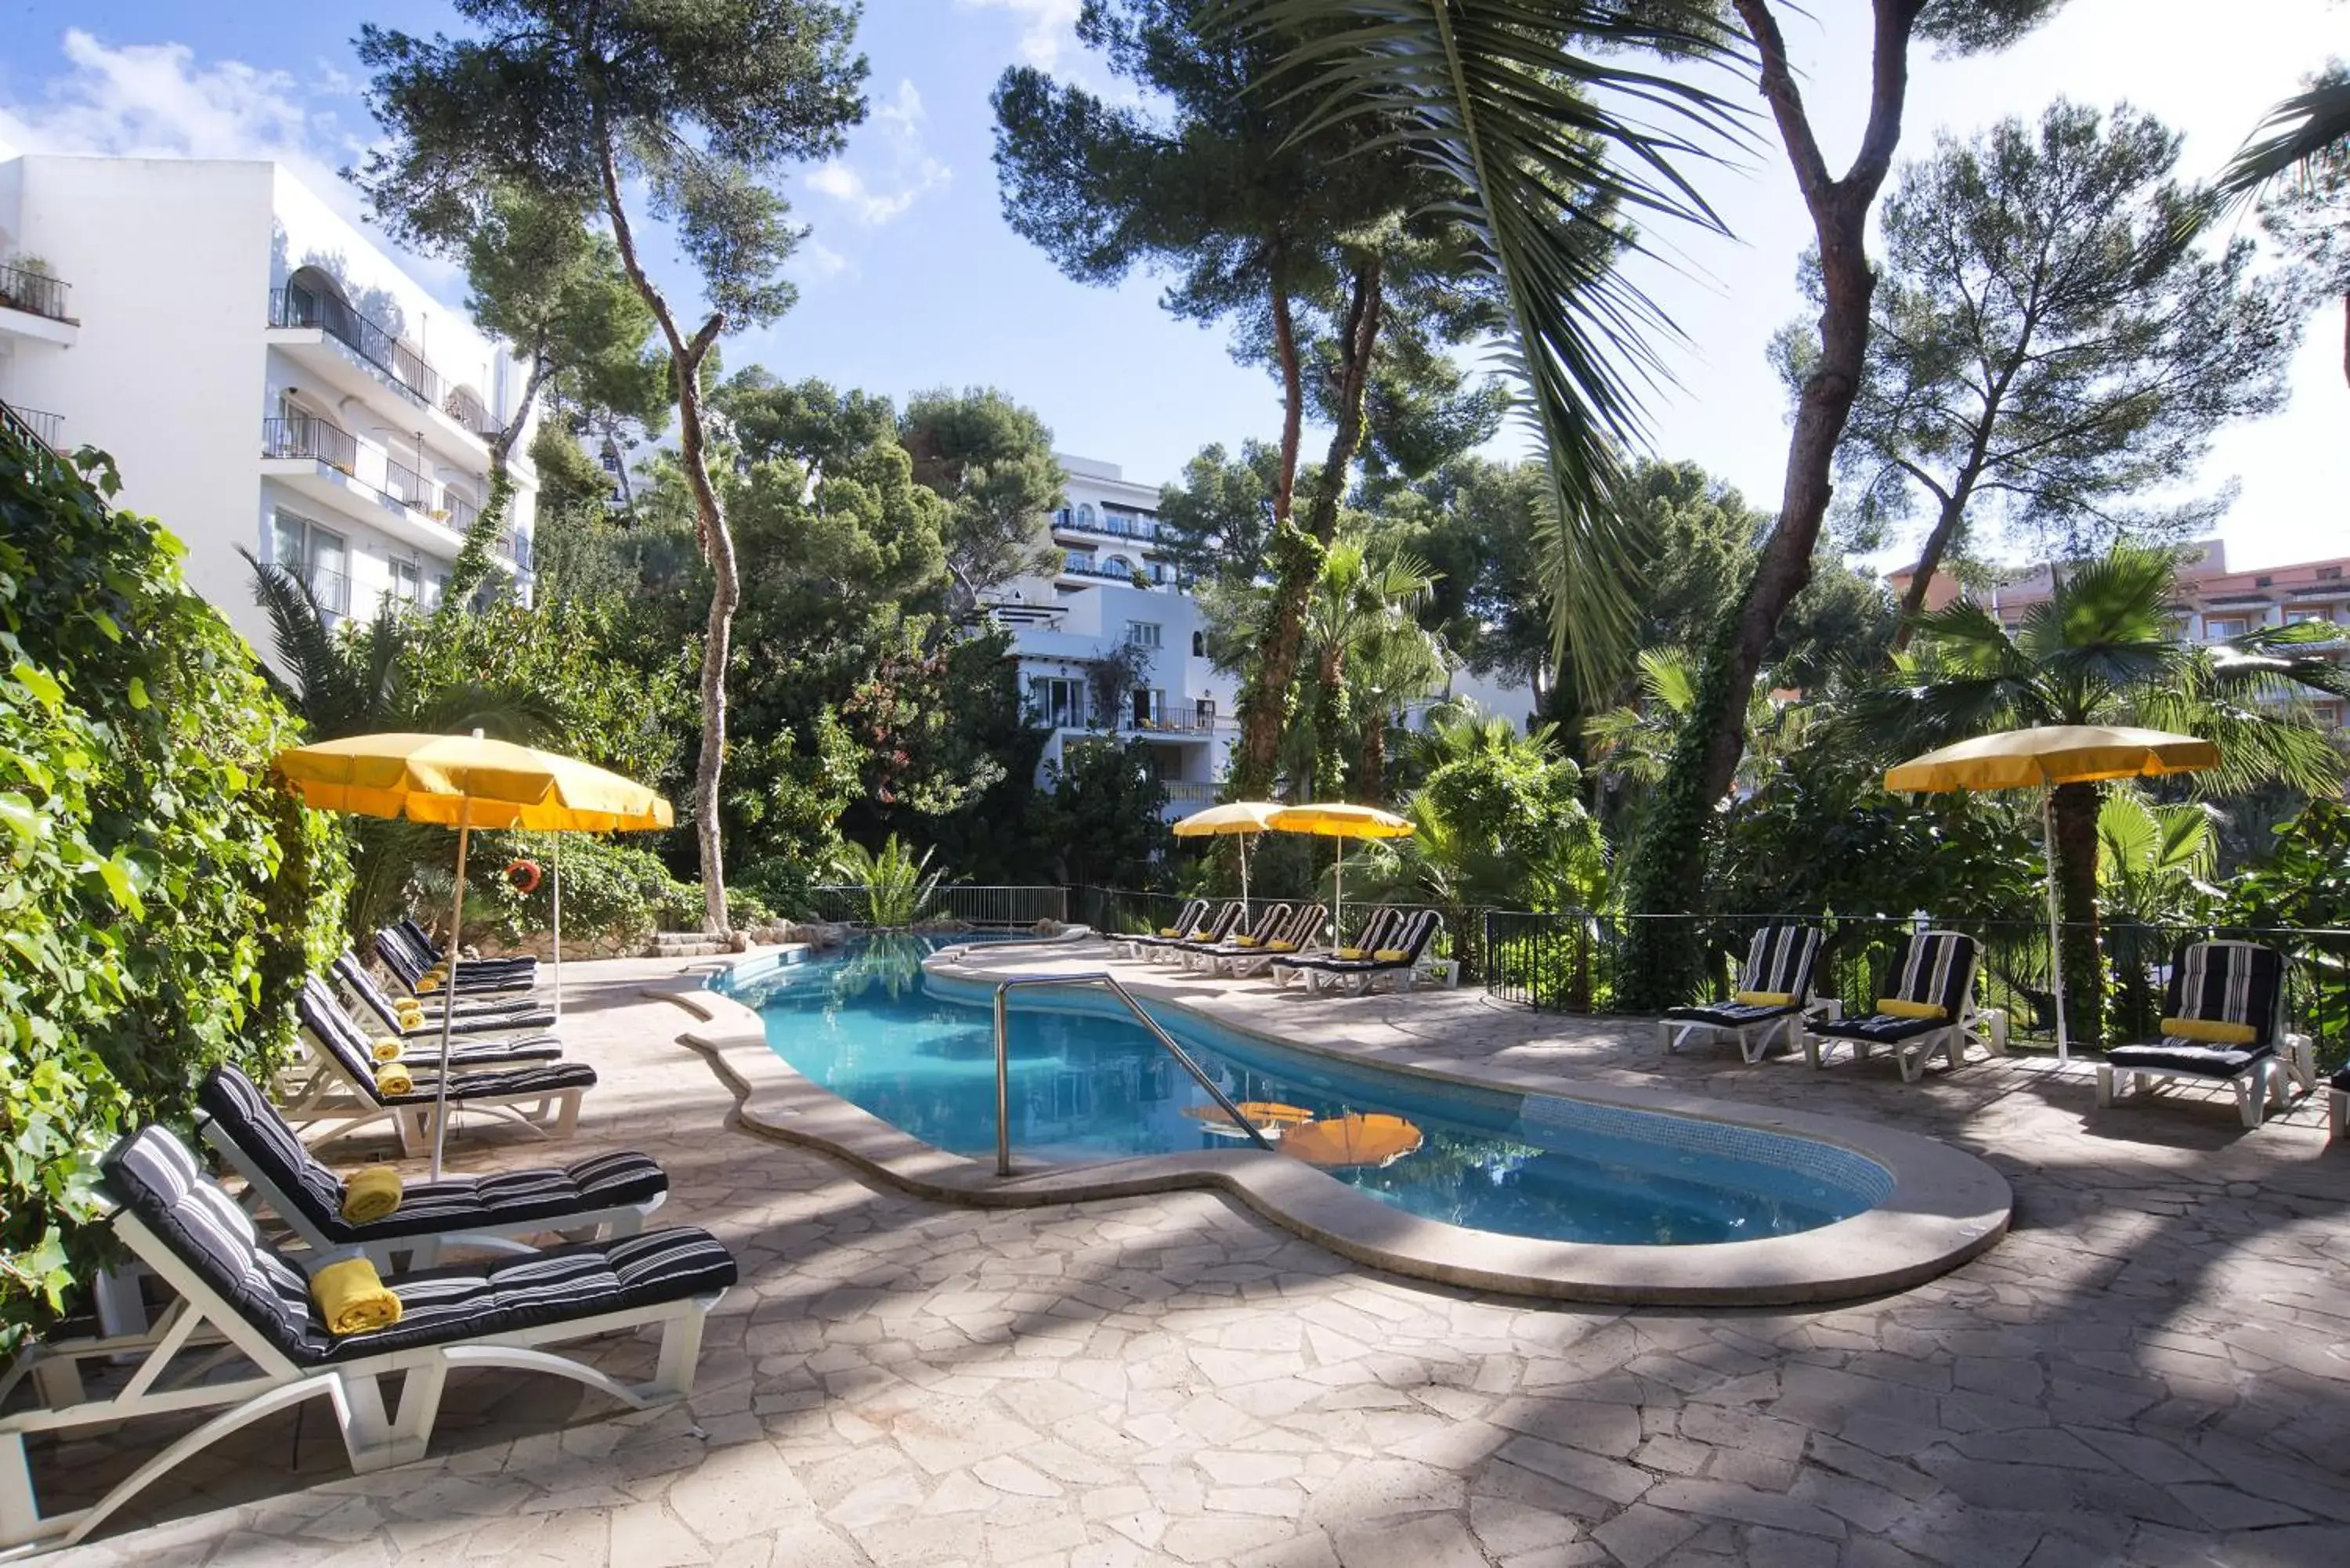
[{"xmin": 22, "ymin": 952, "xmax": 2350, "ymax": 1568}]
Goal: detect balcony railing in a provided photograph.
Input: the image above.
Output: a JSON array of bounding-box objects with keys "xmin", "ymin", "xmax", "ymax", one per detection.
[
  {"xmin": 8, "ymin": 406, "xmax": 63, "ymax": 450},
  {"xmin": 1055, "ymin": 510, "xmax": 1162, "ymax": 545},
  {"xmin": 499, "ymin": 529, "xmax": 533, "ymax": 571},
  {"xmin": 1125, "ymin": 703, "xmax": 1220, "ymax": 733},
  {"xmin": 269, "ymin": 287, "xmax": 444, "ymax": 406},
  {"xmin": 444, "ymin": 492, "xmax": 479, "ymax": 534},
  {"xmin": 0, "ymin": 262, "xmax": 70, "ymax": 323},
  {"xmin": 381, "ymin": 454, "xmax": 432, "ymax": 510},
  {"xmin": 1162, "ymin": 781, "xmax": 1218, "ymax": 804},
  {"xmin": 1061, "ymin": 558, "xmax": 1165, "ymax": 585},
  {"xmin": 443, "ymin": 386, "xmax": 501, "ymax": 441},
  {"xmin": 262, "ymin": 414, "xmax": 359, "ymax": 475}
]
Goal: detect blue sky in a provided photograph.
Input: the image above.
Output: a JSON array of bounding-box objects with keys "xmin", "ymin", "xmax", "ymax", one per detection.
[{"xmin": 4, "ymin": 1, "xmax": 2345, "ymax": 569}]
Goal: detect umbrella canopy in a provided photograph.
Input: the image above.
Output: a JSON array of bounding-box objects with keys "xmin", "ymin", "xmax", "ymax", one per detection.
[
  {"xmin": 275, "ymin": 732, "xmax": 673, "ymax": 830},
  {"xmin": 1885, "ymin": 725, "xmax": 2219, "ymax": 793},
  {"xmin": 1171, "ymin": 801, "xmax": 1284, "ymax": 916},
  {"xmin": 1281, "ymin": 1112, "xmax": 1424, "ymax": 1169},
  {"xmin": 276, "ymin": 732, "xmax": 671, "ymax": 1176},
  {"xmin": 1264, "ymin": 802, "xmax": 1415, "ymax": 941},
  {"xmin": 1883, "ymin": 724, "xmax": 2219, "ymax": 1060}
]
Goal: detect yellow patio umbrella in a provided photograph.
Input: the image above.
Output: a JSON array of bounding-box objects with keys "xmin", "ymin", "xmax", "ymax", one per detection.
[
  {"xmin": 275, "ymin": 731, "xmax": 672, "ymax": 1176},
  {"xmin": 1263, "ymin": 801, "xmax": 1415, "ymax": 942},
  {"xmin": 1884, "ymin": 725, "xmax": 2218, "ymax": 1060},
  {"xmin": 1281, "ymin": 1112, "xmax": 1424, "ymax": 1169},
  {"xmin": 1170, "ymin": 800, "xmax": 1283, "ymax": 916}
]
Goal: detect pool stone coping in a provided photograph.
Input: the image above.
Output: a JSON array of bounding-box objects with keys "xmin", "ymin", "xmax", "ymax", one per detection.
[{"xmin": 649, "ymin": 942, "xmax": 2012, "ymax": 1306}]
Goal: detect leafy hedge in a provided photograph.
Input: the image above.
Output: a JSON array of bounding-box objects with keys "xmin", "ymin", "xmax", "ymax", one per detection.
[{"xmin": 0, "ymin": 437, "xmax": 345, "ymax": 1350}]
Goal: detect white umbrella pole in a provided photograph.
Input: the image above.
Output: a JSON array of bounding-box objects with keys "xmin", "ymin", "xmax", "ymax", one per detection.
[
  {"xmin": 432, "ymin": 800, "xmax": 471, "ymax": 1180},
  {"xmin": 1334, "ymin": 840, "xmax": 1344, "ymax": 944},
  {"xmin": 2043, "ymin": 789, "xmax": 2070, "ymax": 1062},
  {"xmin": 1238, "ymin": 833, "xmax": 1250, "ymax": 919},
  {"xmin": 551, "ymin": 836, "xmax": 563, "ymax": 1023}
]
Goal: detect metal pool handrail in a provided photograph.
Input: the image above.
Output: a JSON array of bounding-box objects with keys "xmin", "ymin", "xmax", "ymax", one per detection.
[{"xmin": 992, "ymin": 972, "xmax": 1274, "ymax": 1175}]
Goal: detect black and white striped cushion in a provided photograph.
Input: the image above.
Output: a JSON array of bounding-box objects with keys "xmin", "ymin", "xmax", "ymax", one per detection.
[
  {"xmin": 2106, "ymin": 942, "xmax": 2286, "ymax": 1079},
  {"xmin": 201, "ymin": 1065, "xmax": 663, "ymax": 1242},
  {"xmin": 103, "ymin": 1125, "xmax": 731, "ymax": 1367},
  {"xmin": 1287, "ymin": 909, "xmax": 1438, "ymax": 970},
  {"xmin": 101, "ymin": 1126, "xmax": 317, "ymax": 1360},
  {"xmin": 335, "ymin": 952, "xmax": 557, "ymax": 1035}
]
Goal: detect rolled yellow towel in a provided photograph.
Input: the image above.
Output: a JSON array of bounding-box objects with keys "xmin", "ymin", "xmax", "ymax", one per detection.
[
  {"xmin": 1157, "ymin": 927, "xmax": 1179, "ymax": 938},
  {"xmin": 395, "ymin": 1003, "xmax": 425, "ymax": 1027},
  {"xmin": 1734, "ymin": 989, "xmax": 1795, "ymax": 1006},
  {"xmin": 370, "ymin": 1036, "xmax": 405, "ymax": 1064},
  {"xmin": 1372, "ymin": 948, "xmax": 1408, "ymax": 962},
  {"xmin": 1875, "ymin": 997, "xmax": 1947, "ymax": 1021},
  {"xmin": 2161, "ymin": 1016, "xmax": 2258, "ymax": 1045},
  {"xmin": 1230, "ymin": 935, "xmax": 1260, "ymax": 948},
  {"xmin": 374, "ymin": 1061, "xmax": 414, "ymax": 1097},
  {"xmin": 1336, "ymin": 947, "xmax": 1365, "ymax": 961},
  {"xmin": 414, "ymin": 974, "xmax": 442, "ymax": 993},
  {"xmin": 309, "ymin": 1256, "xmax": 403, "ymax": 1335},
  {"xmin": 1265, "ymin": 941, "xmax": 1298, "ymax": 953},
  {"xmin": 340, "ymin": 1165, "xmax": 404, "ymax": 1224}
]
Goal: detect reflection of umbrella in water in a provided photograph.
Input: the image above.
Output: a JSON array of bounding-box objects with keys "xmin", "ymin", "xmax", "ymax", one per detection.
[
  {"xmin": 1280, "ymin": 1113, "xmax": 1423, "ymax": 1169},
  {"xmin": 1183, "ymin": 1100, "xmax": 1316, "ymax": 1140}
]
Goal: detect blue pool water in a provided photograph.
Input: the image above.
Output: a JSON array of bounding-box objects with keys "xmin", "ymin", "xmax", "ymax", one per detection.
[{"xmin": 721, "ymin": 939, "xmax": 1893, "ymax": 1247}]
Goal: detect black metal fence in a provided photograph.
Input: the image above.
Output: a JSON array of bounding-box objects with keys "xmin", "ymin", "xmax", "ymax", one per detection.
[
  {"xmin": 798, "ymin": 884, "xmax": 1068, "ymax": 928},
  {"xmin": 0, "ymin": 261, "xmax": 70, "ymax": 322},
  {"xmin": 262, "ymin": 414, "xmax": 358, "ymax": 474},
  {"xmin": 269, "ymin": 287, "xmax": 443, "ymax": 406},
  {"xmin": 1069, "ymin": 886, "xmax": 1455, "ymax": 952},
  {"xmin": 1484, "ymin": 909, "xmax": 2350, "ymax": 1068}
]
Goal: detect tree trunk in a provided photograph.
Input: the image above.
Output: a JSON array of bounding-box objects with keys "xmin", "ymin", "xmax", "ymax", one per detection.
[
  {"xmin": 440, "ymin": 354, "xmax": 555, "ymax": 612},
  {"xmin": 598, "ymin": 132, "xmax": 735, "ymax": 934},
  {"xmin": 1890, "ymin": 488, "xmax": 1967, "ymax": 651},
  {"xmin": 1232, "ymin": 262, "xmax": 1385, "ymax": 798},
  {"xmin": 1359, "ymin": 708, "xmax": 1386, "ymax": 801},
  {"xmin": 1619, "ymin": 0, "xmax": 1918, "ymax": 1005},
  {"xmin": 2049, "ymin": 779, "xmax": 2106, "ymax": 1049},
  {"xmin": 1269, "ymin": 276, "xmax": 1303, "ymax": 527}
]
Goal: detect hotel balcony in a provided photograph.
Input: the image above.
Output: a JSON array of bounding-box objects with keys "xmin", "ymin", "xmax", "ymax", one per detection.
[
  {"xmin": 1052, "ymin": 508, "xmax": 1164, "ymax": 547},
  {"xmin": 261, "ymin": 414, "xmax": 521, "ymax": 571},
  {"xmin": 265, "ymin": 286, "xmax": 517, "ymax": 467},
  {"xmin": 4, "ymin": 404, "xmax": 64, "ymax": 450},
  {"xmin": 0, "ymin": 262, "xmax": 77, "ymax": 347}
]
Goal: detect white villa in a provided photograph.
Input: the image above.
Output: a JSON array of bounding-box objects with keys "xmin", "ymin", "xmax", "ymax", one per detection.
[{"xmin": 0, "ymin": 144, "xmax": 540, "ymax": 657}]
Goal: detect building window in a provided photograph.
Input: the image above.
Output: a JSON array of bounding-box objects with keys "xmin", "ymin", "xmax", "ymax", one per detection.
[
  {"xmin": 1064, "ymin": 550, "xmax": 1092, "ymax": 575},
  {"xmin": 389, "ymin": 557, "xmax": 421, "ymax": 604},
  {"xmin": 272, "ymin": 511, "xmax": 349, "ymax": 618},
  {"xmin": 2255, "ymin": 575, "xmax": 2273, "ymax": 588},
  {"xmin": 2204, "ymin": 617, "xmax": 2249, "ymax": 640},
  {"xmin": 1030, "ymin": 675, "xmax": 1084, "ymax": 729},
  {"xmin": 1196, "ymin": 698, "xmax": 1216, "ymax": 724},
  {"xmin": 1131, "ymin": 688, "xmax": 1166, "ymax": 727},
  {"xmin": 1076, "ymin": 504, "xmax": 1096, "ymax": 530},
  {"xmin": 2319, "ymin": 565, "xmax": 2342, "ymax": 581},
  {"xmin": 1191, "ymin": 630, "xmax": 1206, "ymax": 657},
  {"xmin": 1124, "ymin": 621, "xmax": 1162, "ymax": 649},
  {"xmin": 2286, "ymin": 609, "xmax": 2332, "ymax": 625}
]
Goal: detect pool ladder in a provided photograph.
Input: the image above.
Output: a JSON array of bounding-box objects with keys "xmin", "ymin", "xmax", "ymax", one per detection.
[{"xmin": 992, "ymin": 973, "xmax": 1274, "ymax": 1175}]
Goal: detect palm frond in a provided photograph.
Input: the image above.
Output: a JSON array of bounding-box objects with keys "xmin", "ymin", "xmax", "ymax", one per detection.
[
  {"xmin": 2214, "ymin": 71, "xmax": 2350, "ymax": 204},
  {"xmin": 1213, "ymin": 0, "xmax": 1747, "ymax": 699},
  {"xmin": 1907, "ymin": 599, "xmax": 2030, "ymax": 677},
  {"xmin": 242, "ymin": 548, "xmax": 348, "ymax": 728}
]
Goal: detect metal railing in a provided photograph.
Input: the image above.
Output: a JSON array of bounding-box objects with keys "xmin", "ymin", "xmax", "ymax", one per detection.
[
  {"xmin": 269, "ymin": 287, "xmax": 443, "ymax": 406},
  {"xmin": 797, "ymin": 884, "xmax": 1068, "ymax": 928},
  {"xmin": 1, "ymin": 398, "xmax": 70, "ymax": 472},
  {"xmin": 1483, "ymin": 909, "xmax": 2350, "ymax": 1068},
  {"xmin": 0, "ymin": 262, "xmax": 70, "ymax": 322},
  {"xmin": 262, "ymin": 414, "xmax": 358, "ymax": 475},
  {"xmin": 8, "ymin": 407, "xmax": 63, "ymax": 450},
  {"xmin": 445, "ymin": 492, "xmax": 479, "ymax": 533},
  {"xmin": 1054, "ymin": 511, "xmax": 1163, "ymax": 545},
  {"xmin": 500, "ymin": 529, "xmax": 533, "ymax": 570},
  {"xmin": 991, "ymin": 972, "xmax": 1271, "ymax": 1174},
  {"xmin": 443, "ymin": 386, "xmax": 501, "ymax": 440},
  {"xmin": 1162, "ymin": 781, "xmax": 1219, "ymax": 804},
  {"xmin": 381, "ymin": 453, "xmax": 431, "ymax": 510},
  {"xmin": 1125, "ymin": 703, "xmax": 1219, "ymax": 734}
]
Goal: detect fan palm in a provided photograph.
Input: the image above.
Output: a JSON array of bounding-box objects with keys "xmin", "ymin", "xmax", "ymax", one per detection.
[
  {"xmin": 245, "ymin": 553, "xmax": 556, "ymax": 938},
  {"xmin": 1296, "ymin": 540, "xmax": 1449, "ymax": 799},
  {"xmin": 1855, "ymin": 545, "xmax": 2348, "ymax": 1041},
  {"xmin": 1585, "ymin": 647, "xmax": 1808, "ymax": 797},
  {"xmin": 1209, "ymin": 0, "xmax": 1744, "ymax": 692},
  {"xmin": 2214, "ymin": 71, "xmax": 2350, "ymax": 203}
]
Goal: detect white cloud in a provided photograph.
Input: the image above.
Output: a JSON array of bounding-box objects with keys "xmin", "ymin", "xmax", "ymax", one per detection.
[
  {"xmin": 797, "ymin": 240, "xmax": 851, "ymax": 281},
  {"xmin": 805, "ymin": 78, "xmax": 949, "ymax": 226},
  {"xmin": 953, "ymin": 0, "xmax": 1083, "ymax": 70}
]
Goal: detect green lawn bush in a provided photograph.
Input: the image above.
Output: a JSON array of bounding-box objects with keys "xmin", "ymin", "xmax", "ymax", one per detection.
[{"xmin": 0, "ymin": 438, "xmax": 345, "ymax": 1350}]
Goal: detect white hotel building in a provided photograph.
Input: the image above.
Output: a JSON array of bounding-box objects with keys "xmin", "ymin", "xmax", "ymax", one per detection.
[
  {"xmin": 981, "ymin": 455, "xmax": 1541, "ymax": 821},
  {"xmin": 0, "ymin": 146, "xmax": 539, "ymax": 657}
]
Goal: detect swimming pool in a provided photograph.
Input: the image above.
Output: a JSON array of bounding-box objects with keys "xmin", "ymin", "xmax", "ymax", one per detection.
[{"xmin": 719, "ymin": 938, "xmax": 1894, "ymax": 1248}]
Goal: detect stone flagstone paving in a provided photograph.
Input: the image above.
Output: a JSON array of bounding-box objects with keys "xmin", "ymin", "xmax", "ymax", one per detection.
[{"xmin": 19, "ymin": 952, "xmax": 2350, "ymax": 1567}]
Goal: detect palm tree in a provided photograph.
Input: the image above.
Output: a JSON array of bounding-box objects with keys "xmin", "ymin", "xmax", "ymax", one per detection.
[
  {"xmin": 1855, "ymin": 545, "xmax": 2348, "ymax": 1043},
  {"xmin": 245, "ymin": 555, "xmax": 554, "ymax": 938},
  {"xmin": 2215, "ymin": 69, "xmax": 2350, "ymax": 201},
  {"xmin": 1296, "ymin": 541, "xmax": 1449, "ymax": 800},
  {"xmin": 1585, "ymin": 648, "xmax": 1809, "ymax": 793}
]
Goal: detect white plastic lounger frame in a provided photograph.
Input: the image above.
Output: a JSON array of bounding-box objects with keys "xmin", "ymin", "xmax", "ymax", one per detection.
[
  {"xmin": 1109, "ymin": 899, "xmax": 1209, "ymax": 961},
  {"xmin": 0, "ymin": 1209, "xmax": 720, "ymax": 1555},
  {"xmin": 197, "ymin": 1125, "xmax": 662, "ymax": 1271},
  {"xmin": 270, "ymin": 1039, "xmax": 585, "ymax": 1158},
  {"xmin": 1803, "ymin": 930, "xmax": 2005, "ymax": 1084},
  {"xmin": 1198, "ymin": 904, "xmax": 1329, "ymax": 978},
  {"xmin": 2095, "ymin": 941, "xmax": 2316, "ymax": 1129},
  {"xmin": 1657, "ymin": 926, "xmax": 1835, "ymax": 1064}
]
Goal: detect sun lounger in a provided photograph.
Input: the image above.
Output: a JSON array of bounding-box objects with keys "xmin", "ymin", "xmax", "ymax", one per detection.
[
  {"xmin": 1191, "ymin": 903, "xmax": 1329, "ymax": 977},
  {"xmin": 2097, "ymin": 941, "xmax": 2315, "ymax": 1129},
  {"xmin": 1802, "ymin": 930, "xmax": 1994, "ymax": 1082},
  {"xmin": 1110, "ymin": 898, "xmax": 1209, "ymax": 960},
  {"xmin": 397, "ymin": 917, "xmax": 539, "ymax": 977},
  {"xmin": 0, "ymin": 1125, "xmax": 732, "ymax": 1552},
  {"xmin": 305, "ymin": 974, "xmax": 564, "ymax": 1071},
  {"xmin": 335, "ymin": 951, "xmax": 555, "ymax": 1035},
  {"xmin": 1270, "ymin": 908, "xmax": 1399, "ymax": 990},
  {"xmin": 1127, "ymin": 901, "xmax": 1245, "ymax": 964},
  {"xmin": 376, "ymin": 925, "xmax": 538, "ymax": 998},
  {"xmin": 1173, "ymin": 902, "xmax": 1291, "ymax": 968},
  {"xmin": 278, "ymin": 977, "xmax": 594, "ymax": 1156},
  {"xmin": 197, "ymin": 1064, "xmax": 667, "ymax": 1267},
  {"xmin": 2330, "ymin": 1064, "xmax": 2349, "ymax": 1143},
  {"xmin": 1658, "ymin": 924, "xmax": 1831, "ymax": 1063},
  {"xmin": 1274, "ymin": 909, "xmax": 1451, "ymax": 995}
]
